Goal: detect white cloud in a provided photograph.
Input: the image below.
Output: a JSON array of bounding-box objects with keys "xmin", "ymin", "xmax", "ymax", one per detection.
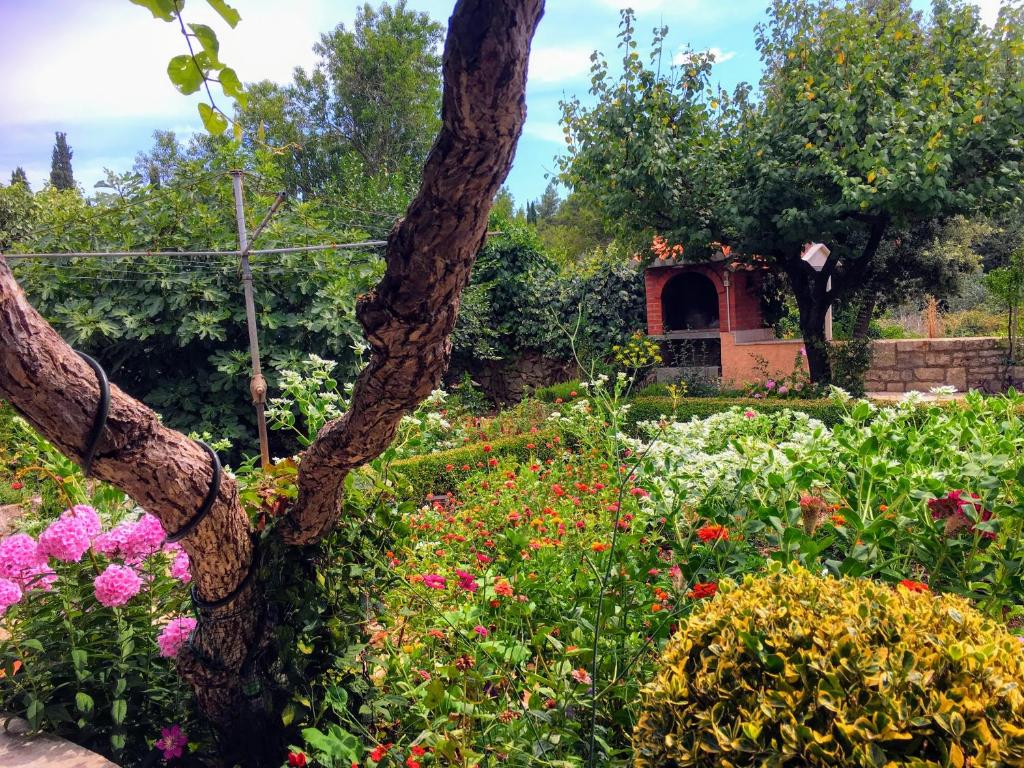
[
  {"xmin": 0, "ymin": 0, "xmax": 323, "ymax": 126},
  {"xmin": 524, "ymin": 121, "xmax": 568, "ymax": 145},
  {"xmin": 673, "ymin": 46, "xmax": 736, "ymax": 66},
  {"xmin": 529, "ymin": 45, "xmax": 595, "ymax": 84}
]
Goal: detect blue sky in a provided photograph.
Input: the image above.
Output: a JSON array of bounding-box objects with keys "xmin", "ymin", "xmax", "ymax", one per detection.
[{"xmin": 0, "ymin": 0, "xmax": 1002, "ymax": 207}]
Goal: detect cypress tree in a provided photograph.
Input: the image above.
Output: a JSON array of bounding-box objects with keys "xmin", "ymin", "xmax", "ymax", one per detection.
[
  {"xmin": 49, "ymin": 132, "xmax": 75, "ymax": 190},
  {"xmin": 10, "ymin": 167, "xmax": 30, "ymax": 190}
]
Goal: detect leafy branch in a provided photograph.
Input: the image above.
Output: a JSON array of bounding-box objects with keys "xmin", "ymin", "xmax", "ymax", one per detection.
[{"xmin": 128, "ymin": 0, "xmax": 247, "ymax": 135}]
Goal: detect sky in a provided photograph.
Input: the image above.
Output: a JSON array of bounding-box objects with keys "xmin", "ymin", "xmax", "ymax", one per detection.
[{"xmin": 0, "ymin": 0, "xmax": 1005, "ymax": 207}]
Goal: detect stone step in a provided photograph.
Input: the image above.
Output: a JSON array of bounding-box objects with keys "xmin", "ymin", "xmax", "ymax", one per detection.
[{"xmin": 0, "ymin": 717, "xmax": 117, "ymax": 768}]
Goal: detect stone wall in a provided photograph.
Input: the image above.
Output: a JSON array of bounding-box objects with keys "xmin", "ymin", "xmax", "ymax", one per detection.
[
  {"xmin": 864, "ymin": 337, "xmax": 1011, "ymax": 393},
  {"xmin": 454, "ymin": 352, "xmax": 575, "ymax": 403}
]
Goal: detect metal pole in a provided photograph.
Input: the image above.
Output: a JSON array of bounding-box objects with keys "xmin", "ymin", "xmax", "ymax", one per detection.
[{"xmin": 229, "ymin": 170, "xmax": 271, "ymax": 469}]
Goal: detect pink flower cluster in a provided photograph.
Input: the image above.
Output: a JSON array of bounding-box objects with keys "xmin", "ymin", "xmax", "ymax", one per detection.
[
  {"xmin": 169, "ymin": 548, "xmax": 191, "ymax": 583},
  {"xmin": 38, "ymin": 509, "xmax": 94, "ymax": 563},
  {"xmin": 0, "ymin": 532, "xmax": 53, "ymax": 591},
  {"xmin": 0, "ymin": 578, "xmax": 22, "ymax": 615},
  {"xmin": 93, "ymin": 513, "xmax": 166, "ymax": 564},
  {"xmin": 93, "ymin": 564, "xmax": 143, "ymax": 607},
  {"xmin": 157, "ymin": 616, "xmax": 197, "ymax": 658},
  {"xmin": 0, "ymin": 505, "xmax": 188, "ymax": 615}
]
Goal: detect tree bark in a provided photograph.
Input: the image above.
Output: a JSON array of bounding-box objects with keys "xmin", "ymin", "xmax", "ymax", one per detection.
[
  {"xmin": 785, "ymin": 259, "xmax": 833, "ymax": 383},
  {"xmin": 852, "ymin": 291, "xmax": 877, "ymax": 339},
  {"xmin": 284, "ymin": 0, "xmax": 546, "ymax": 544}
]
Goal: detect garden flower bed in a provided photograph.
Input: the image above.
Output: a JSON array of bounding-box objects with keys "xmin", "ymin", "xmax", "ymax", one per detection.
[{"xmin": 1, "ymin": 385, "xmax": 1022, "ymax": 767}]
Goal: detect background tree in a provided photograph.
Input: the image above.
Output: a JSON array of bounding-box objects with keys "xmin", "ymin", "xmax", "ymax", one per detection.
[
  {"xmin": 49, "ymin": 131, "xmax": 75, "ymax": 190},
  {"xmin": 0, "ymin": 3, "xmax": 544, "ymax": 764},
  {"xmin": 9, "ymin": 167, "xmax": 29, "ymax": 190},
  {"xmin": 560, "ymin": 1, "xmax": 1024, "ymax": 381}
]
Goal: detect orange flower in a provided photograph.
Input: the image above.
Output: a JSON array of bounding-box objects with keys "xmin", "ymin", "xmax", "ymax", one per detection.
[
  {"xmin": 696, "ymin": 524, "xmax": 729, "ymax": 542},
  {"xmin": 898, "ymin": 579, "xmax": 929, "ymax": 593},
  {"xmin": 591, "ymin": 541, "xmax": 610, "ymax": 553}
]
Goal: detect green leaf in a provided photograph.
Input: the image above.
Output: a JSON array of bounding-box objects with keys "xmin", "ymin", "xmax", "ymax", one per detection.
[
  {"xmin": 205, "ymin": 0, "xmax": 241, "ymax": 27},
  {"xmin": 198, "ymin": 103, "xmax": 229, "ymax": 135},
  {"xmin": 219, "ymin": 66, "xmax": 243, "ymax": 97},
  {"xmin": 167, "ymin": 55, "xmax": 204, "ymax": 95},
  {"xmin": 111, "ymin": 699, "xmax": 127, "ymax": 726},
  {"xmin": 188, "ymin": 23, "xmax": 220, "ymax": 60},
  {"xmin": 128, "ymin": 0, "xmax": 178, "ymax": 22},
  {"xmin": 75, "ymin": 692, "xmax": 94, "ymax": 714}
]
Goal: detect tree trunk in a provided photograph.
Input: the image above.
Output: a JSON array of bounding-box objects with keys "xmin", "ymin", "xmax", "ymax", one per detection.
[
  {"xmin": 785, "ymin": 260, "xmax": 832, "ymax": 383},
  {"xmin": 284, "ymin": 0, "xmax": 546, "ymax": 544},
  {"xmin": 0, "ymin": 0, "xmax": 543, "ymax": 762},
  {"xmin": 852, "ymin": 291, "xmax": 877, "ymax": 340}
]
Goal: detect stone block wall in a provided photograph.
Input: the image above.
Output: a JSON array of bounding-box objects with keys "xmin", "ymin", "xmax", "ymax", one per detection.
[
  {"xmin": 864, "ymin": 337, "xmax": 1010, "ymax": 393},
  {"xmin": 452, "ymin": 352, "xmax": 575, "ymax": 403}
]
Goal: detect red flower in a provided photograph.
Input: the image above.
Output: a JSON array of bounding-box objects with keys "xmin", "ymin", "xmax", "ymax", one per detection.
[
  {"xmin": 10, "ymin": 481, "xmax": 23, "ymax": 491},
  {"xmin": 696, "ymin": 525, "xmax": 729, "ymax": 542},
  {"xmin": 899, "ymin": 579, "xmax": 929, "ymax": 593},
  {"xmin": 288, "ymin": 752, "xmax": 308, "ymax": 767},
  {"xmin": 411, "ymin": 745, "xmax": 427, "ymax": 757},
  {"xmin": 688, "ymin": 582, "xmax": 718, "ymax": 599},
  {"xmin": 370, "ymin": 743, "xmax": 393, "ymax": 762},
  {"xmin": 488, "ymin": 458, "xmax": 498, "ymax": 467}
]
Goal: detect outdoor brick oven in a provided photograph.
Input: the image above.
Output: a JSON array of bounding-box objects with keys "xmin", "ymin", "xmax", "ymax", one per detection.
[{"xmin": 645, "ymin": 256, "xmax": 806, "ymax": 386}]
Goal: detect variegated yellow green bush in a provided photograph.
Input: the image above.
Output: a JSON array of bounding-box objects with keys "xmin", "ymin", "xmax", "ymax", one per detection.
[{"xmin": 633, "ymin": 565, "xmax": 1024, "ymax": 768}]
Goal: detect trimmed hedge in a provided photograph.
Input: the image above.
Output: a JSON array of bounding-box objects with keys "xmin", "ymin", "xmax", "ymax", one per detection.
[
  {"xmin": 389, "ymin": 430, "xmax": 562, "ymax": 497},
  {"xmin": 622, "ymin": 396, "xmax": 849, "ymax": 433}
]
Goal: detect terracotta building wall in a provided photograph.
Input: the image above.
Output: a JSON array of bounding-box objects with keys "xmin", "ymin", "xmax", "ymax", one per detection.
[{"xmin": 645, "ymin": 265, "xmax": 765, "ymax": 335}]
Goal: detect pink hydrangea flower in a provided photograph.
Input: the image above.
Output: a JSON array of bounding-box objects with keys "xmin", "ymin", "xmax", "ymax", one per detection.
[
  {"xmin": 38, "ymin": 514, "xmax": 92, "ymax": 563},
  {"xmin": 67, "ymin": 505, "xmax": 101, "ymax": 538},
  {"xmin": 126, "ymin": 513, "xmax": 166, "ymax": 560},
  {"xmin": 169, "ymin": 549, "xmax": 191, "ymax": 583},
  {"xmin": 93, "ymin": 513, "xmax": 167, "ymax": 564},
  {"xmin": 92, "ymin": 523, "xmax": 132, "ymax": 559},
  {"xmin": 0, "ymin": 577, "xmax": 23, "ymax": 615},
  {"xmin": 157, "ymin": 617, "xmax": 197, "ymax": 658},
  {"xmin": 0, "ymin": 533, "xmax": 46, "ymax": 583},
  {"xmin": 155, "ymin": 724, "xmax": 187, "ymax": 760},
  {"xmin": 93, "ymin": 564, "xmax": 142, "ymax": 607}
]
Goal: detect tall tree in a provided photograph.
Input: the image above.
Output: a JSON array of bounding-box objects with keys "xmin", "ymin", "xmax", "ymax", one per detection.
[
  {"xmin": 561, "ymin": 1, "xmax": 1024, "ymax": 381},
  {"xmin": 291, "ymin": 1, "xmax": 444, "ymax": 188},
  {"xmin": 0, "ymin": 1, "xmax": 544, "ymax": 763},
  {"xmin": 9, "ymin": 167, "xmax": 29, "ymax": 190},
  {"xmin": 49, "ymin": 131, "xmax": 75, "ymax": 190},
  {"xmin": 534, "ymin": 178, "xmax": 561, "ymax": 220}
]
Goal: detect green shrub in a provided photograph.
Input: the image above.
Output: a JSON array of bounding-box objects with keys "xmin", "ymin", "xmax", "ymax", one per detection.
[
  {"xmin": 829, "ymin": 338, "xmax": 873, "ymax": 397},
  {"xmin": 633, "ymin": 565, "xmax": 1024, "ymax": 768},
  {"xmin": 388, "ymin": 431, "xmax": 561, "ymax": 496},
  {"xmin": 532, "ymin": 380, "xmax": 584, "ymax": 402}
]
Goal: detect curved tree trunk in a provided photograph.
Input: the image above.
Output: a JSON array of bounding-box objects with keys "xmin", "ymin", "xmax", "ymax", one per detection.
[
  {"xmin": 285, "ymin": 0, "xmax": 545, "ymax": 544},
  {"xmin": 0, "ymin": 0, "xmax": 544, "ymax": 760}
]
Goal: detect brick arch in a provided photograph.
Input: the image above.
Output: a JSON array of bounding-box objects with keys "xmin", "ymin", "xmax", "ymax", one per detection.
[{"xmin": 644, "ymin": 264, "xmax": 728, "ymax": 336}]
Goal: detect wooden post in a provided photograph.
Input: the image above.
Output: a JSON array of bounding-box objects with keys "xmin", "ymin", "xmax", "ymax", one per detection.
[{"xmin": 229, "ymin": 170, "xmax": 271, "ymax": 469}]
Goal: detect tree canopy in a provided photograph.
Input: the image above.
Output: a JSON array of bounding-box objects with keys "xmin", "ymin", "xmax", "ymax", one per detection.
[{"xmin": 560, "ymin": 0, "xmax": 1024, "ymax": 380}]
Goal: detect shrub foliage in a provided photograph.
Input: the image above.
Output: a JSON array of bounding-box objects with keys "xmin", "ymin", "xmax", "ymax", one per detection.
[{"xmin": 633, "ymin": 564, "xmax": 1024, "ymax": 768}]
